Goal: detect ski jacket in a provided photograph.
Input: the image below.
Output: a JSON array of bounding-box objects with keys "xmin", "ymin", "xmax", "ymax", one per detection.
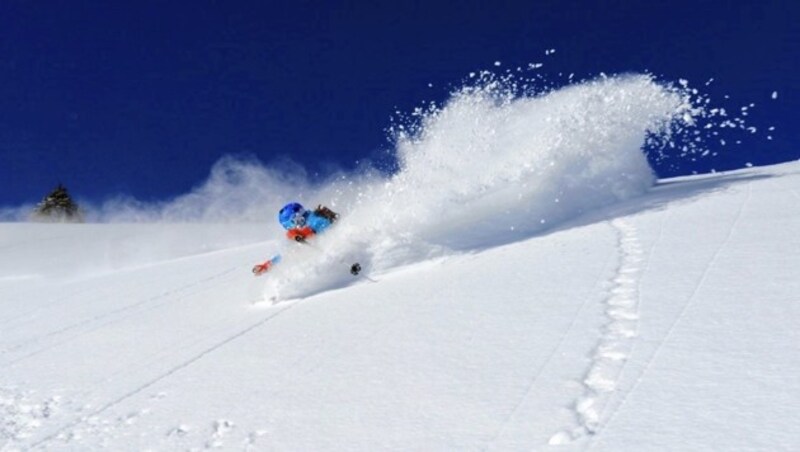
[
  {"xmin": 253, "ymin": 205, "xmax": 338, "ymax": 276},
  {"xmin": 286, "ymin": 209, "xmax": 334, "ymax": 242}
]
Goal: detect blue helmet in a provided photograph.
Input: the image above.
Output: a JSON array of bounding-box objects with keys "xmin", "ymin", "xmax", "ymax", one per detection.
[{"xmin": 278, "ymin": 202, "xmax": 307, "ymax": 230}]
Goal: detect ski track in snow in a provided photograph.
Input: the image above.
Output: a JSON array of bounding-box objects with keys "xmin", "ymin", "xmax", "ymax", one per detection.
[
  {"xmin": 0, "ymin": 286, "xmax": 95, "ymax": 330},
  {"xmin": 549, "ymin": 217, "xmax": 645, "ymax": 445},
  {"xmin": 29, "ymin": 302, "xmax": 297, "ymax": 449},
  {"xmin": 588, "ymin": 182, "xmax": 752, "ymax": 444},
  {"xmin": 0, "ymin": 268, "xmax": 239, "ymax": 366},
  {"xmin": 1, "ymin": 262, "xmax": 278, "ymax": 450},
  {"xmin": 485, "ymin": 248, "xmax": 617, "ymax": 449}
]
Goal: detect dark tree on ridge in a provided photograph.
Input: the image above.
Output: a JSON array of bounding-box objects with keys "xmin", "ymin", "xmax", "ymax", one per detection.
[{"xmin": 32, "ymin": 184, "xmax": 84, "ymax": 222}]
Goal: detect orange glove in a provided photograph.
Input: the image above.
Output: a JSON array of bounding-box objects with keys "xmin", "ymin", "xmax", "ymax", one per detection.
[
  {"xmin": 252, "ymin": 255, "xmax": 282, "ymax": 276},
  {"xmin": 252, "ymin": 262, "xmax": 271, "ymax": 275}
]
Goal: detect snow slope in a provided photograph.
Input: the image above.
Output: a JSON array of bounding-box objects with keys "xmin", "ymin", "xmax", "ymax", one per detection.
[
  {"xmin": 2, "ymin": 160, "xmax": 799, "ymax": 451},
  {"xmin": 1, "ymin": 73, "xmax": 796, "ymax": 450}
]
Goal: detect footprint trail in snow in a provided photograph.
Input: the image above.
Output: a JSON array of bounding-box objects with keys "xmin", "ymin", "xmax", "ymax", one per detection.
[{"xmin": 550, "ymin": 218, "xmax": 644, "ymax": 444}]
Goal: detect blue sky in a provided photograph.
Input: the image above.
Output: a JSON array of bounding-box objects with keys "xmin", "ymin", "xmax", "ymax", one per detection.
[{"xmin": 1, "ymin": 0, "xmax": 797, "ymax": 206}]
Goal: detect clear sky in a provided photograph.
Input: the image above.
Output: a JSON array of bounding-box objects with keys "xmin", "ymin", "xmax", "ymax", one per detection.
[{"xmin": 1, "ymin": 0, "xmax": 797, "ymax": 206}]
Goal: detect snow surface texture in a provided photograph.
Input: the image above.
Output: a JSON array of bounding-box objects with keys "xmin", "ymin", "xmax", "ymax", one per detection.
[
  {"xmin": 2, "ymin": 162, "xmax": 799, "ymax": 450},
  {"xmin": 3, "ymin": 73, "xmax": 799, "ymax": 450}
]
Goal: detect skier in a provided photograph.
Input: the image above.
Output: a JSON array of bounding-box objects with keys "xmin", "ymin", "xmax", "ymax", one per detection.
[{"xmin": 252, "ymin": 202, "xmax": 339, "ymax": 275}]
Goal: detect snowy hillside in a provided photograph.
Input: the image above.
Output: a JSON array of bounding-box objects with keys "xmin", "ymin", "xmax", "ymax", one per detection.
[
  {"xmin": 2, "ymin": 160, "xmax": 799, "ymax": 451},
  {"xmin": 2, "ymin": 73, "xmax": 798, "ymax": 450}
]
